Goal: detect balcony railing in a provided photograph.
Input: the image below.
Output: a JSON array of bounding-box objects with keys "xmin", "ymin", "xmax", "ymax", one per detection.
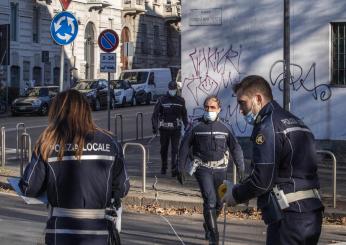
[
  {"xmin": 123, "ymin": 0, "xmax": 145, "ymax": 14},
  {"xmin": 163, "ymin": 4, "xmax": 181, "ymax": 21}
]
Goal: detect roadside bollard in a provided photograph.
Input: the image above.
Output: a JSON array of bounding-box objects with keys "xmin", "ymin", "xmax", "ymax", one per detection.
[
  {"xmin": 16, "ymin": 123, "xmax": 26, "ymax": 159},
  {"xmin": 114, "ymin": 114, "xmax": 123, "ymax": 143},
  {"xmin": 20, "ymin": 132, "xmax": 32, "ymax": 177},
  {"xmin": 136, "ymin": 112, "xmax": 143, "ymax": 140},
  {"xmin": 0, "ymin": 126, "xmax": 5, "ymax": 166}
]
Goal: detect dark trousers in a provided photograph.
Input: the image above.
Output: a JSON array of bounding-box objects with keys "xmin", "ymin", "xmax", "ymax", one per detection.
[
  {"xmin": 195, "ymin": 167, "xmax": 227, "ymax": 244},
  {"xmin": 159, "ymin": 129, "xmax": 181, "ymax": 171},
  {"xmin": 266, "ymin": 209, "xmax": 323, "ymax": 245}
]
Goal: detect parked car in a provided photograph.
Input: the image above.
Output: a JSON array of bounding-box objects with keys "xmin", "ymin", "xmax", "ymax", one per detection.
[
  {"xmin": 11, "ymin": 86, "xmax": 59, "ymax": 116},
  {"xmin": 110, "ymin": 79, "xmax": 136, "ymax": 107},
  {"xmin": 72, "ymin": 79, "xmax": 115, "ymax": 111},
  {"xmin": 119, "ymin": 68, "xmax": 172, "ymax": 105}
]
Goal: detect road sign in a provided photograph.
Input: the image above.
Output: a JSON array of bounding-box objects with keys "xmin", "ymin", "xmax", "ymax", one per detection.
[
  {"xmin": 50, "ymin": 11, "xmax": 78, "ymax": 46},
  {"xmin": 100, "ymin": 53, "xmax": 116, "ymax": 73},
  {"xmin": 59, "ymin": 0, "xmax": 72, "ymax": 10},
  {"xmin": 98, "ymin": 29, "xmax": 119, "ymax": 53}
]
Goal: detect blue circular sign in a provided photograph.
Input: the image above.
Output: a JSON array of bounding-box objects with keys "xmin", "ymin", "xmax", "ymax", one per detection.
[
  {"xmin": 98, "ymin": 29, "xmax": 119, "ymax": 52},
  {"xmin": 50, "ymin": 11, "xmax": 78, "ymax": 45}
]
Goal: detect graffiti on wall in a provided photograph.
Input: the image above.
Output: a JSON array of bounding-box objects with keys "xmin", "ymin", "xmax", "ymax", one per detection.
[
  {"xmin": 269, "ymin": 60, "xmax": 332, "ymax": 101},
  {"xmin": 183, "ymin": 45, "xmax": 243, "ymax": 106},
  {"xmin": 183, "ymin": 45, "xmax": 244, "ymax": 132},
  {"xmin": 184, "ymin": 50, "xmax": 333, "ymax": 135}
]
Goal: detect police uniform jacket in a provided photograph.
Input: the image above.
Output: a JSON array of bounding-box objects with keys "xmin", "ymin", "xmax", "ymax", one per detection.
[
  {"xmin": 178, "ymin": 117, "xmax": 245, "ymax": 174},
  {"xmin": 152, "ymin": 93, "xmax": 188, "ymax": 131},
  {"xmin": 232, "ymin": 100, "xmax": 323, "ymax": 213},
  {"xmin": 19, "ymin": 129, "xmax": 130, "ymax": 243}
]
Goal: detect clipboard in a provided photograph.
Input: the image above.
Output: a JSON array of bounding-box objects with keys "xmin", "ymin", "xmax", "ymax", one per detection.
[{"xmin": 7, "ymin": 177, "xmax": 47, "ymax": 204}]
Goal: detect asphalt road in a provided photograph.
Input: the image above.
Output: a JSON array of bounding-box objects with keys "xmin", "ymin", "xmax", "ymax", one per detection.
[
  {"xmin": 0, "ymin": 104, "xmax": 155, "ymax": 150},
  {"xmin": 0, "ymin": 192, "xmax": 345, "ymax": 245}
]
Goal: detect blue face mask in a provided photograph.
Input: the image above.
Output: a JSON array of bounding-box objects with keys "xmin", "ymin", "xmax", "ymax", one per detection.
[
  {"xmin": 168, "ymin": 89, "xmax": 177, "ymax": 96},
  {"xmin": 243, "ymin": 99, "xmax": 258, "ymax": 125},
  {"xmin": 244, "ymin": 110, "xmax": 257, "ymax": 125},
  {"xmin": 204, "ymin": 111, "xmax": 218, "ymax": 121}
]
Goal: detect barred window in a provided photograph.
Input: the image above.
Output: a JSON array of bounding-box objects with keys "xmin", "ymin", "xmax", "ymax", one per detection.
[
  {"xmin": 153, "ymin": 25, "xmax": 161, "ymax": 55},
  {"xmin": 33, "ymin": 6, "xmax": 40, "ymax": 43},
  {"xmin": 141, "ymin": 23, "xmax": 148, "ymax": 54},
  {"xmin": 331, "ymin": 22, "xmax": 346, "ymax": 85},
  {"xmin": 10, "ymin": 2, "xmax": 18, "ymax": 41}
]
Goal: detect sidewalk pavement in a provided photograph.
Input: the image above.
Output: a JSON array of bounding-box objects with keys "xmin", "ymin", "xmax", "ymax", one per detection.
[{"xmin": 0, "ymin": 136, "xmax": 345, "ymax": 218}]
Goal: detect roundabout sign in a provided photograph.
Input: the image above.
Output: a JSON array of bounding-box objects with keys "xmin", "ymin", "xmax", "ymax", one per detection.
[{"xmin": 50, "ymin": 11, "xmax": 78, "ymax": 45}]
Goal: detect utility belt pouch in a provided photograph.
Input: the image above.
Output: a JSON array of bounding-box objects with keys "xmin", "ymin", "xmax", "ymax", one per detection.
[
  {"xmin": 188, "ymin": 158, "xmax": 201, "ymax": 176},
  {"xmin": 259, "ymin": 192, "xmax": 283, "ymax": 225},
  {"xmin": 273, "ymin": 186, "xmax": 289, "ymax": 209}
]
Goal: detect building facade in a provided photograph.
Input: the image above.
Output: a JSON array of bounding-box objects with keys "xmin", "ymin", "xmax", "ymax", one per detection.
[
  {"xmin": 181, "ymin": 0, "xmax": 346, "ymax": 142},
  {"xmin": 0, "ymin": 0, "xmax": 181, "ymax": 99},
  {"xmin": 121, "ymin": 0, "xmax": 181, "ymax": 70}
]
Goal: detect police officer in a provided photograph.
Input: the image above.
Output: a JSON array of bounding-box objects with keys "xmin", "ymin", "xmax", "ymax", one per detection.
[
  {"xmin": 19, "ymin": 89, "xmax": 130, "ymax": 245},
  {"xmin": 222, "ymin": 75, "xmax": 324, "ymax": 245},
  {"xmin": 178, "ymin": 95, "xmax": 245, "ymax": 245},
  {"xmin": 152, "ymin": 81, "xmax": 188, "ymax": 176}
]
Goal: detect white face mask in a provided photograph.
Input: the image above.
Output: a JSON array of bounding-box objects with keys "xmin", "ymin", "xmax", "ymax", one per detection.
[
  {"xmin": 204, "ymin": 111, "xmax": 218, "ymax": 121},
  {"xmin": 168, "ymin": 89, "xmax": 177, "ymax": 96}
]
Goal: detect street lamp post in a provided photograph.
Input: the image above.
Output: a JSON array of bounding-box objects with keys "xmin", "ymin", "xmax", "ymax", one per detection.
[{"xmin": 283, "ymin": 0, "xmax": 291, "ymax": 111}]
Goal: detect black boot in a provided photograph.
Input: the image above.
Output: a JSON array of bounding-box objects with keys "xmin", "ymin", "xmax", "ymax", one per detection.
[
  {"xmin": 171, "ymin": 167, "xmax": 177, "ymax": 177},
  {"xmin": 203, "ymin": 222, "xmax": 210, "ymax": 240},
  {"xmin": 161, "ymin": 162, "xmax": 167, "ymax": 175},
  {"xmin": 205, "ymin": 209, "xmax": 219, "ymax": 245}
]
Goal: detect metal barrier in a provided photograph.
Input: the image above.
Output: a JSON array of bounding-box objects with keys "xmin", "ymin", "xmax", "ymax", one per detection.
[
  {"xmin": 123, "ymin": 142, "xmax": 147, "ymax": 193},
  {"xmin": 16, "ymin": 123, "xmax": 26, "ymax": 159},
  {"xmin": 233, "ymin": 164, "xmax": 237, "ymax": 184},
  {"xmin": 114, "ymin": 114, "xmax": 123, "ymax": 143},
  {"xmin": 317, "ymin": 150, "xmax": 337, "ymax": 208},
  {"xmin": 0, "ymin": 126, "xmax": 5, "ymax": 166},
  {"xmin": 20, "ymin": 132, "xmax": 32, "ymax": 177},
  {"xmin": 136, "ymin": 112, "xmax": 143, "ymax": 140}
]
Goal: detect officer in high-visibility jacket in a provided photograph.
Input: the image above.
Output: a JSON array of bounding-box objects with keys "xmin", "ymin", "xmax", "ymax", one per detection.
[
  {"xmin": 152, "ymin": 81, "xmax": 188, "ymax": 176},
  {"xmin": 178, "ymin": 95, "xmax": 245, "ymax": 245},
  {"xmin": 222, "ymin": 75, "xmax": 324, "ymax": 245},
  {"xmin": 19, "ymin": 89, "xmax": 129, "ymax": 245}
]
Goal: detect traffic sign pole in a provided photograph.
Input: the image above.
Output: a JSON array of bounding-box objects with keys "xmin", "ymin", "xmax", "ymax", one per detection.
[
  {"xmin": 107, "ymin": 72, "xmax": 111, "ymax": 131},
  {"xmin": 50, "ymin": 11, "xmax": 79, "ymax": 91},
  {"xmin": 98, "ymin": 29, "xmax": 119, "ymax": 131},
  {"xmin": 59, "ymin": 46, "xmax": 64, "ymax": 92}
]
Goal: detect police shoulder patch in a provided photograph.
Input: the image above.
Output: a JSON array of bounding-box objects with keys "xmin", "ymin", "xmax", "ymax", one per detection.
[{"xmin": 255, "ymin": 134, "xmax": 265, "ymax": 144}]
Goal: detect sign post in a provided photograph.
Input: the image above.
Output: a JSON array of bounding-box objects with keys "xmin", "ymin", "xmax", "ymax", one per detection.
[
  {"xmin": 59, "ymin": 0, "xmax": 72, "ymax": 11},
  {"xmin": 50, "ymin": 10, "xmax": 78, "ymax": 92},
  {"xmin": 98, "ymin": 29, "xmax": 119, "ymax": 131}
]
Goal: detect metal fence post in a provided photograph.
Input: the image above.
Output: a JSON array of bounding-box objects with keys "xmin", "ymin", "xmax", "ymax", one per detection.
[
  {"xmin": 123, "ymin": 142, "xmax": 146, "ymax": 193},
  {"xmin": 114, "ymin": 114, "xmax": 123, "ymax": 143},
  {"xmin": 233, "ymin": 164, "xmax": 237, "ymax": 184},
  {"xmin": 16, "ymin": 123, "xmax": 26, "ymax": 159},
  {"xmin": 20, "ymin": 132, "xmax": 32, "ymax": 177},
  {"xmin": 136, "ymin": 112, "xmax": 143, "ymax": 140},
  {"xmin": 0, "ymin": 126, "xmax": 5, "ymax": 166},
  {"xmin": 317, "ymin": 150, "xmax": 337, "ymax": 209}
]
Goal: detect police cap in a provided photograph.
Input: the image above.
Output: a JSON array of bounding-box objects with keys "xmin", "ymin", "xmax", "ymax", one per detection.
[{"xmin": 168, "ymin": 81, "xmax": 178, "ymax": 89}]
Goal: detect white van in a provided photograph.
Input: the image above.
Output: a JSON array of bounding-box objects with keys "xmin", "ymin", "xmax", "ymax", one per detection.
[{"xmin": 119, "ymin": 68, "xmax": 172, "ymax": 104}]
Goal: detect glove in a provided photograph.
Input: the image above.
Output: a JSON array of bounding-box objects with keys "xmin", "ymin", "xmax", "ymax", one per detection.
[
  {"xmin": 238, "ymin": 171, "xmax": 246, "ymax": 183},
  {"xmin": 177, "ymin": 171, "xmax": 185, "ymax": 185},
  {"xmin": 220, "ymin": 180, "xmax": 237, "ymax": 206},
  {"xmin": 152, "ymin": 128, "xmax": 158, "ymax": 135}
]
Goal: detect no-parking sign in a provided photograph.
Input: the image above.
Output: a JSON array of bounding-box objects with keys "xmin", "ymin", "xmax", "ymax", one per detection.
[{"xmin": 98, "ymin": 29, "xmax": 119, "ymax": 53}]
